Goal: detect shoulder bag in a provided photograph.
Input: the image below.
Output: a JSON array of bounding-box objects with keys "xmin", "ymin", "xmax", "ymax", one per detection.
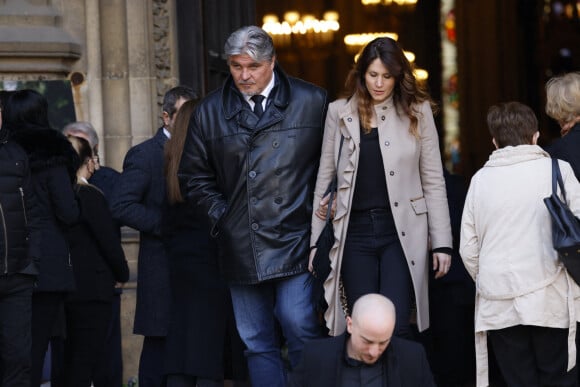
[
  {"xmin": 544, "ymin": 157, "xmax": 580, "ymax": 284},
  {"xmin": 310, "ymin": 135, "xmax": 345, "ymax": 314}
]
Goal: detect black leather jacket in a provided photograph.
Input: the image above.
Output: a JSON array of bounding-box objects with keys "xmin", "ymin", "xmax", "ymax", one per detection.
[
  {"xmin": 179, "ymin": 66, "xmax": 327, "ymax": 284},
  {"xmin": 0, "ymin": 133, "xmax": 36, "ymax": 275}
]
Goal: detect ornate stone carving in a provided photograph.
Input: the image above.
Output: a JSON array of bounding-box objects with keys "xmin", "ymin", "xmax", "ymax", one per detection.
[{"xmin": 152, "ymin": 0, "xmax": 174, "ymax": 108}]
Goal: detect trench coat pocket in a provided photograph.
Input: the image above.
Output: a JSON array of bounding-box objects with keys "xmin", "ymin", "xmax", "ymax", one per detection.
[{"xmin": 410, "ymin": 197, "xmax": 427, "ymax": 215}]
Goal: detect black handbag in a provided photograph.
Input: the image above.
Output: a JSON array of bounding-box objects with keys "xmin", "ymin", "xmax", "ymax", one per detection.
[
  {"xmin": 310, "ymin": 135, "xmax": 344, "ymax": 313},
  {"xmin": 544, "ymin": 158, "xmax": 580, "ymax": 284}
]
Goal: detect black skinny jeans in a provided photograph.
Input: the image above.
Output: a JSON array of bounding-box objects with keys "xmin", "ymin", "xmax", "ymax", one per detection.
[
  {"xmin": 0, "ymin": 273, "xmax": 34, "ymax": 387},
  {"xmin": 341, "ymin": 208, "xmax": 413, "ymax": 338}
]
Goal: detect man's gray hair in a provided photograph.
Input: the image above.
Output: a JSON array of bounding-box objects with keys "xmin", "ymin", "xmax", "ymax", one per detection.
[
  {"xmin": 224, "ymin": 25, "xmax": 276, "ymax": 63},
  {"xmin": 62, "ymin": 121, "xmax": 99, "ymax": 148}
]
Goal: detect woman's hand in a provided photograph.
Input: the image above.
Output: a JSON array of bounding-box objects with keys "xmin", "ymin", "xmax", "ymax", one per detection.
[
  {"xmin": 315, "ymin": 192, "xmax": 337, "ymax": 220},
  {"xmin": 308, "ymin": 248, "xmax": 317, "ymax": 272},
  {"xmin": 432, "ymin": 252, "xmax": 451, "ymax": 279}
]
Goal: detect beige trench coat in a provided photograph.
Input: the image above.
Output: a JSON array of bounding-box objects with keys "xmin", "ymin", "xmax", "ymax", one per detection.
[
  {"xmin": 310, "ymin": 96, "xmax": 452, "ymax": 335},
  {"xmin": 460, "ymin": 146, "xmax": 580, "ymax": 387}
]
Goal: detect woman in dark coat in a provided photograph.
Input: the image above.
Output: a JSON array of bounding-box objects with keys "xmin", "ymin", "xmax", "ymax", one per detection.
[
  {"xmin": 64, "ymin": 135, "xmax": 129, "ymax": 387},
  {"xmin": 544, "ymin": 71, "xmax": 580, "ymax": 386},
  {"xmin": 545, "ymin": 71, "xmax": 580, "ymax": 177},
  {"xmin": 162, "ymin": 99, "xmax": 247, "ymax": 387},
  {"xmin": 3, "ymin": 89, "xmax": 80, "ymax": 386}
]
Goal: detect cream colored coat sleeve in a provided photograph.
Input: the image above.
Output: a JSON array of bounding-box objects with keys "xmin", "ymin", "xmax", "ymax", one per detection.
[{"xmin": 310, "ymin": 100, "xmax": 343, "ymax": 247}]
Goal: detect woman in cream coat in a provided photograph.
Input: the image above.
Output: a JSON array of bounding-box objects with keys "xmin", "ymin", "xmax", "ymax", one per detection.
[
  {"xmin": 310, "ymin": 37, "xmax": 452, "ymax": 337},
  {"xmin": 460, "ymin": 102, "xmax": 580, "ymax": 387}
]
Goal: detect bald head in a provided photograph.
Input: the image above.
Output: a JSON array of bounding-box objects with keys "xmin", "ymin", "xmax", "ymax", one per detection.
[
  {"xmin": 346, "ymin": 294, "xmax": 396, "ymax": 364},
  {"xmin": 352, "ymin": 294, "xmax": 396, "ymax": 326}
]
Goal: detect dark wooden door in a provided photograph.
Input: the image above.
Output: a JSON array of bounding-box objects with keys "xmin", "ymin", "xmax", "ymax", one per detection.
[{"xmin": 176, "ymin": 0, "xmax": 256, "ymax": 97}]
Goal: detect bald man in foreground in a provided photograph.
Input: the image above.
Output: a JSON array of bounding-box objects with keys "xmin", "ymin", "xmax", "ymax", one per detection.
[{"xmin": 288, "ymin": 294, "xmax": 436, "ymax": 386}]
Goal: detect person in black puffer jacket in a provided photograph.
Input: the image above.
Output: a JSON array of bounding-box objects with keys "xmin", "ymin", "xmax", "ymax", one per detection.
[
  {"xmin": 3, "ymin": 89, "xmax": 80, "ymax": 387},
  {"xmin": 0, "ymin": 94, "xmax": 41, "ymax": 387}
]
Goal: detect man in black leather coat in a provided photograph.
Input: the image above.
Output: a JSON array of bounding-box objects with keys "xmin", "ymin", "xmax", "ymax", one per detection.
[{"xmin": 179, "ymin": 25, "xmax": 327, "ymax": 387}]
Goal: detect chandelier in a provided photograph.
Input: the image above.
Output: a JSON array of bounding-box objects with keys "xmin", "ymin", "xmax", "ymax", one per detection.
[
  {"xmin": 344, "ymin": 33, "xmax": 428, "ymax": 81},
  {"xmin": 344, "ymin": 32, "xmax": 399, "ymax": 53},
  {"xmin": 262, "ymin": 11, "xmax": 340, "ymax": 48},
  {"xmin": 361, "ymin": 0, "xmax": 418, "ymax": 6}
]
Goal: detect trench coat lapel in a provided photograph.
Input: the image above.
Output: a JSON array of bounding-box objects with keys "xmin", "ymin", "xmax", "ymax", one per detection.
[
  {"xmin": 254, "ymin": 104, "xmax": 284, "ymax": 131},
  {"xmin": 337, "ymin": 97, "xmax": 360, "ymax": 148}
]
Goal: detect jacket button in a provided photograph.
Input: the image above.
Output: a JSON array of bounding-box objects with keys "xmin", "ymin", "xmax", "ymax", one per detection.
[
  {"xmin": 394, "ymin": 202, "xmax": 398, "ymax": 207},
  {"xmin": 389, "ymin": 171, "xmax": 394, "ymax": 176},
  {"xmin": 251, "ymin": 223, "xmax": 259, "ymax": 231},
  {"xmin": 275, "ymin": 169, "xmax": 282, "ymax": 175},
  {"xmin": 272, "ymin": 140, "xmax": 279, "ymax": 148},
  {"xmin": 347, "ymin": 117, "xmax": 352, "ymax": 122},
  {"xmin": 384, "ymin": 141, "xmax": 390, "ymax": 146},
  {"xmin": 411, "ymin": 260, "xmax": 415, "ymax": 265},
  {"xmin": 250, "ymin": 197, "xmax": 257, "ymax": 204},
  {"xmin": 274, "ymin": 197, "xmax": 282, "ymax": 204},
  {"xmin": 249, "ymin": 170, "xmax": 257, "ymax": 178},
  {"xmin": 401, "ymin": 231, "xmax": 406, "ymax": 236},
  {"xmin": 382, "ymin": 106, "xmax": 387, "ymax": 110},
  {"xmin": 381, "ymin": 116, "xmax": 385, "ymax": 121}
]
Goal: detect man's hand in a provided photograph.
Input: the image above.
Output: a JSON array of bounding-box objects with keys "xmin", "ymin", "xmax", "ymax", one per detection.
[{"xmin": 308, "ymin": 248, "xmax": 317, "ymax": 272}]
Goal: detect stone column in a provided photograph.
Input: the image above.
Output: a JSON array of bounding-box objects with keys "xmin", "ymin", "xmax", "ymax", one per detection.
[
  {"xmin": 98, "ymin": 0, "xmax": 132, "ymax": 171},
  {"xmin": 127, "ymin": 0, "xmax": 157, "ymax": 145},
  {"xmin": 84, "ymin": 0, "xmax": 106, "ymax": 160}
]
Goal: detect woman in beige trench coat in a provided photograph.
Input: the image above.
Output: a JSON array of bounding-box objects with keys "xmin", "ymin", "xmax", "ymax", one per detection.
[
  {"xmin": 309, "ymin": 37, "xmax": 452, "ymax": 337},
  {"xmin": 460, "ymin": 102, "xmax": 580, "ymax": 387}
]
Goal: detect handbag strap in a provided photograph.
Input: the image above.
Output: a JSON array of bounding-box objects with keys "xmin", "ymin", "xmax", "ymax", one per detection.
[
  {"xmin": 552, "ymin": 158, "xmax": 567, "ymax": 203},
  {"xmin": 324, "ymin": 135, "xmax": 345, "ymax": 223}
]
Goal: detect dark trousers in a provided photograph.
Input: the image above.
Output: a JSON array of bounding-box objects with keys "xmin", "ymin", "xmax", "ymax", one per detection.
[
  {"xmin": 63, "ymin": 300, "xmax": 112, "ymax": 387},
  {"xmin": 341, "ymin": 209, "xmax": 412, "ymax": 338},
  {"xmin": 93, "ymin": 292, "xmax": 123, "ymax": 387},
  {"xmin": 0, "ymin": 274, "xmax": 34, "ymax": 387},
  {"xmin": 30, "ymin": 292, "xmax": 66, "ymax": 387},
  {"xmin": 427, "ymin": 283, "xmax": 476, "ymax": 386},
  {"xmin": 488, "ymin": 325, "xmax": 577, "ymax": 387},
  {"xmin": 165, "ymin": 374, "xmax": 223, "ymax": 387},
  {"xmin": 139, "ymin": 336, "xmax": 166, "ymax": 387}
]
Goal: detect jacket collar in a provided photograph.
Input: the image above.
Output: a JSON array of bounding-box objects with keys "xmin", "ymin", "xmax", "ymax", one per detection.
[
  {"xmin": 153, "ymin": 127, "xmax": 168, "ymax": 147},
  {"xmin": 335, "ymin": 332, "xmax": 401, "ymax": 387},
  {"xmin": 485, "ymin": 144, "xmax": 549, "ymax": 167},
  {"xmin": 220, "ymin": 64, "xmax": 290, "ymax": 131},
  {"xmin": 337, "ymin": 95, "xmax": 395, "ymax": 146},
  {"xmin": 0, "ymin": 127, "xmax": 8, "ymax": 143}
]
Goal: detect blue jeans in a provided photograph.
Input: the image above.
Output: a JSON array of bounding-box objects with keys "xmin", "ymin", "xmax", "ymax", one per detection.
[{"xmin": 229, "ymin": 272, "xmax": 321, "ymax": 387}]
